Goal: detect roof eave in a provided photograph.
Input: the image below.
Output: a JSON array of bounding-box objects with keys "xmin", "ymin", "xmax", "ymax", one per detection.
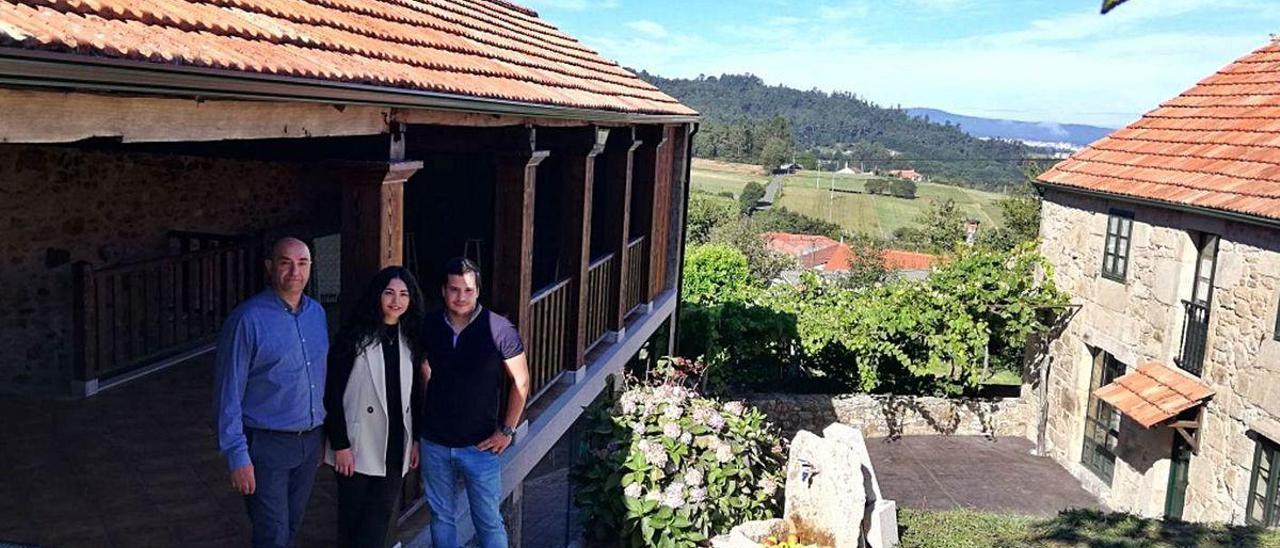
[
  {"xmin": 1033, "ymin": 178, "xmax": 1280, "ymax": 231},
  {"xmin": 0, "ymin": 48, "xmax": 700, "ymax": 125}
]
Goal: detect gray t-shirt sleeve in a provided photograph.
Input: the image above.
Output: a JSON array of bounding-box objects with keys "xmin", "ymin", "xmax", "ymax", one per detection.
[{"xmin": 492, "ymin": 315, "xmax": 525, "ymax": 359}]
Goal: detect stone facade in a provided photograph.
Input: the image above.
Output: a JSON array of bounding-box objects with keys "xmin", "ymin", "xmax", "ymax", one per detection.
[
  {"xmin": 1031, "ymin": 188, "xmax": 1280, "ymax": 523},
  {"xmin": 0, "ymin": 145, "xmax": 338, "ymax": 395},
  {"xmin": 744, "ymin": 393, "xmax": 1031, "ymax": 440}
]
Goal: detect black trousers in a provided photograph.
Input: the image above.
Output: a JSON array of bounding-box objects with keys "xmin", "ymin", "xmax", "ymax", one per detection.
[{"xmin": 334, "ymin": 469, "xmax": 405, "ymax": 548}]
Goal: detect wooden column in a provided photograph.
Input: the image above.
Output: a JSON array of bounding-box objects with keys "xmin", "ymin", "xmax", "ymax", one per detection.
[
  {"xmin": 543, "ymin": 127, "xmax": 609, "ymax": 370},
  {"xmin": 603, "ymin": 127, "xmax": 641, "ymax": 332},
  {"xmin": 491, "ymin": 128, "xmax": 549, "ymax": 342},
  {"xmin": 643, "ymin": 126, "xmax": 674, "ymax": 301},
  {"xmin": 339, "ymin": 160, "xmax": 423, "ymax": 306}
]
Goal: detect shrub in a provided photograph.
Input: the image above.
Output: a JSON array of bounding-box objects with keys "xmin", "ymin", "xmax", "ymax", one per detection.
[
  {"xmin": 571, "ymin": 373, "xmax": 787, "ymax": 547},
  {"xmin": 687, "ymin": 193, "xmax": 739, "ymax": 245},
  {"xmin": 681, "ymin": 244, "xmax": 756, "ymax": 305},
  {"xmin": 740, "ymin": 181, "xmax": 768, "ymax": 213}
]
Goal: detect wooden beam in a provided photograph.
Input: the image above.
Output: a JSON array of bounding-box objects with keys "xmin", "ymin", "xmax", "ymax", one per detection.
[
  {"xmin": 646, "ymin": 126, "xmax": 675, "ymax": 301},
  {"xmin": 392, "ymin": 109, "xmax": 601, "ymax": 128},
  {"xmin": 338, "ymin": 161, "xmax": 423, "ymax": 306},
  {"xmin": 603, "ymin": 127, "xmax": 641, "ymax": 331},
  {"xmin": 490, "ymin": 127, "xmax": 549, "ymax": 343},
  {"xmin": 406, "ymin": 124, "xmax": 547, "ymax": 156},
  {"xmin": 543, "ymin": 127, "xmax": 610, "ymax": 370},
  {"xmin": 0, "ymin": 88, "xmax": 389, "ymax": 143}
]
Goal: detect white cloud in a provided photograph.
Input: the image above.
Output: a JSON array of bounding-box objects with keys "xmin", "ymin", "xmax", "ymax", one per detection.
[{"xmin": 626, "ymin": 19, "xmax": 669, "ymax": 38}]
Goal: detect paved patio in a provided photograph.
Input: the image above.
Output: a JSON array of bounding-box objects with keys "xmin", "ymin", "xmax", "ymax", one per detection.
[
  {"xmin": 0, "ymin": 356, "xmax": 437, "ymax": 548},
  {"xmin": 866, "ymin": 435, "xmax": 1100, "ymax": 516}
]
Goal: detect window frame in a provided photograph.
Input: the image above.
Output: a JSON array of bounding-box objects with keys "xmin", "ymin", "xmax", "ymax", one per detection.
[
  {"xmin": 1274, "ymin": 293, "xmax": 1280, "ymax": 342},
  {"xmin": 1081, "ymin": 349, "xmax": 1126, "ymax": 485},
  {"xmin": 1247, "ymin": 436, "xmax": 1280, "ymax": 527},
  {"xmin": 1101, "ymin": 209, "xmax": 1134, "ymax": 282}
]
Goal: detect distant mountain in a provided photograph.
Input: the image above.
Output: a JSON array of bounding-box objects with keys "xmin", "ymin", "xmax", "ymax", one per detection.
[
  {"xmin": 640, "ymin": 72, "xmax": 1034, "ymax": 192},
  {"xmin": 905, "ymin": 108, "xmax": 1114, "ymax": 148}
]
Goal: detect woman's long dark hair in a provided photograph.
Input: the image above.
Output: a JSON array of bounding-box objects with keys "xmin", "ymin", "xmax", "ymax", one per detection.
[{"xmin": 336, "ymin": 266, "xmax": 426, "ymax": 364}]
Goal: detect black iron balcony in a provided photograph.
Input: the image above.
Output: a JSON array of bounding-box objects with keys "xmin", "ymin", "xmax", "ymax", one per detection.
[{"xmin": 1176, "ymin": 300, "xmax": 1209, "ymax": 376}]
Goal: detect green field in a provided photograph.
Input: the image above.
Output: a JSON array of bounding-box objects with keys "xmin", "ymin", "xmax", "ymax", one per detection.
[
  {"xmin": 690, "ymin": 165, "xmax": 1007, "ymax": 239},
  {"xmin": 689, "ymin": 168, "xmax": 768, "ymax": 199},
  {"xmin": 778, "ymin": 172, "xmax": 1004, "ymax": 239}
]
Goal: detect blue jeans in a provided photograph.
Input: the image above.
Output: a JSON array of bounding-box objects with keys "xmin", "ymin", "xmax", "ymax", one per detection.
[
  {"xmin": 420, "ymin": 439, "xmax": 508, "ymax": 548},
  {"xmin": 243, "ymin": 427, "xmax": 323, "ymax": 548}
]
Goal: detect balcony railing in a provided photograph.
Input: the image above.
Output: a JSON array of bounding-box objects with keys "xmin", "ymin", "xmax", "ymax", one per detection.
[
  {"xmin": 73, "ymin": 237, "xmax": 261, "ymax": 382},
  {"xmin": 527, "ymin": 277, "xmax": 573, "ymax": 401},
  {"xmin": 624, "ymin": 236, "xmax": 648, "ymax": 317},
  {"xmin": 1177, "ymin": 299, "xmax": 1209, "ymax": 377},
  {"xmin": 585, "ymin": 253, "xmax": 615, "ymax": 352}
]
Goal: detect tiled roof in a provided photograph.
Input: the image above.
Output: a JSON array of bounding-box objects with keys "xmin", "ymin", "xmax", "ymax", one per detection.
[
  {"xmin": 1093, "ymin": 361, "xmax": 1214, "ymax": 429},
  {"xmin": 0, "ymin": 0, "xmax": 696, "ymax": 117},
  {"xmin": 1038, "ymin": 39, "xmax": 1280, "ymax": 221},
  {"xmin": 761, "ymin": 232, "xmax": 937, "ymax": 273}
]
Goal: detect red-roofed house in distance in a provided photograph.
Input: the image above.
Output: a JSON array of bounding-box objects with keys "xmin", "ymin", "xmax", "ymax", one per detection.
[
  {"xmin": 762, "ymin": 231, "xmax": 937, "ymax": 282},
  {"xmin": 0, "ymin": 1, "xmax": 695, "ymax": 545},
  {"xmin": 1028, "ymin": 38, "xmax": 1280, "ymax": 526}
]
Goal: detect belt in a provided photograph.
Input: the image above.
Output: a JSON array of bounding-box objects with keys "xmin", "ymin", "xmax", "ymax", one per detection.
[{"xmin": 249, "ymin": 425, "xmax": 321, "ymax": 437}]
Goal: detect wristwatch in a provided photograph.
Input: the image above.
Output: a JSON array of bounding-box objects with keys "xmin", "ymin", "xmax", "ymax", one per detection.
[{"xmin": 499, "ymin": 424, "xmax": 516, "ymax": 438}]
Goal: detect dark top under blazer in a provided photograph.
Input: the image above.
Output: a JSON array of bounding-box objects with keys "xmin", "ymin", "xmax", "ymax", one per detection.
[{"xmin": 419, "ymin": 307, "xmax": 524, "ymax": 448}]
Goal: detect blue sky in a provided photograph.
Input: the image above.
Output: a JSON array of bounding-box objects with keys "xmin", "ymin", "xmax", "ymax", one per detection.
[{"xmin": 521, "ymin": 0, "xmax": 1280, "ymax": 128}]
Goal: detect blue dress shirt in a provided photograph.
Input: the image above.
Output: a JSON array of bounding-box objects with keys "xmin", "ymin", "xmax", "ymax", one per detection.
[{"xmin": 214, "ymin": 290, "xmax": 329, "ymax": 470}]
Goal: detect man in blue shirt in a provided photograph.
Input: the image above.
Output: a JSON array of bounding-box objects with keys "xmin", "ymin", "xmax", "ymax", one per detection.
[{"xmin": 214, "ymin": 237, "xmax": 329, "ymax": 548}]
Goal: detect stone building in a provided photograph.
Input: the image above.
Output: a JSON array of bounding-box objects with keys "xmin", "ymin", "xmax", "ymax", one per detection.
[
  {"xmin": 1029, "ymin": 38, "xmax": 1280, "ymax": 525},
  {"xmin": 0, "ymin": 1, "xmax": 696, "ymax": 544}
]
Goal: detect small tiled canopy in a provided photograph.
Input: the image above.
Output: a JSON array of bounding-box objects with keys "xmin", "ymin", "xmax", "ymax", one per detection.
[
  {"xmin": 1038, "ymin": 38, "xmax": 1280, "ymax": 222},
  {"xmin": 1093, "ymin": 361, "xmax": 1214, "ymax": 429},
  {"xmin": 0, "ymin": 0, "xmax": 696, "ymax": 117}
]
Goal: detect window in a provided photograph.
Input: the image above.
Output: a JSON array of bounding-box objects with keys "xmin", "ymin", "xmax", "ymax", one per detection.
[
  {"xmin": 1101, "ymin": 210, "xmax": 1134, "ymax": 281},
  {"xmin": 1082, "ymin": 350, "xmax": 1126, "ymax": 484},
  {"xmin": 1248, "ymin": 436, "xmax": 1280, "ymax": 527}
]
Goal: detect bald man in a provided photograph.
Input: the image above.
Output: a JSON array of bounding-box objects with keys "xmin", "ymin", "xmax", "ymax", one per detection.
[{"xmin": 214, "ymin": 237, "xmax": 330, "ymax": 548}]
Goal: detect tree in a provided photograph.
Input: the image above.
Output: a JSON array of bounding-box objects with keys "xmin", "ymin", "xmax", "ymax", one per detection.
[
  {"xmin": 901, "ymin": 198, "xmax": 966, "ymax": 253},
  {"xmin": 739, "ymin": 181, "xmax": 767, "ymax": 213},
  {"xmin": 708, "ymin": 219, "xmax": 794, "ymax": 283},
  {"xmin": 686, "ymin": 193, "xmax": 738, "ymax": 245},
  {"xmin": 681, "ymin": 244, "xmax": 756, "ymax": 305},
  {"xmin": 752, "ymin": 207, "xmax": 843, "ymax": 239},
  {"xmin": 889, "ymin": 179, "xmax": 917, "ymax": 199},
  {"xmin": 839, "ymin": 232, "xmax": 888, "ymax": 289},
  {"xmin": 759, "ymin": 136, "xmax": 791, "ymax": 172}
]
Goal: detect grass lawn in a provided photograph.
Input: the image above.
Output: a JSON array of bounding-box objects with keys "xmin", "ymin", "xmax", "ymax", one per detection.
[
  {"xmin": 899, "ymin": 508, "xmax": 1280, "ymax": 548},
  {"xmin": 772, "ymin": 172, "xmax": 1007, "ymax": 239},
  {"xmin": 690, "ymin": 166, "xmax": 770, "ymax": 199}
]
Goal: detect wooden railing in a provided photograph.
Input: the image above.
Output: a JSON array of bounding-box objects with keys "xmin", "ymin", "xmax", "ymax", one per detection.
[
  {"xmin": 585, "ymin": 253, "xmax": 615, "ymax": 352},
  {"xmin": 527, "ymin": 277, "xmax": 573, "ymax": 401},
  {"xmin": 73, "ymin": 238, "xmax": 262, "ymax": 382},
  {"xmin": 624, "ymin": 236, "xmax": 648, "ymax": 317}
]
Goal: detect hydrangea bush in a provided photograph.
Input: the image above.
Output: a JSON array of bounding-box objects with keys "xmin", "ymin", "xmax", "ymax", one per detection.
[{"xmin": 571, "ymin": 360, "xmax": 786, "ymax": 547}]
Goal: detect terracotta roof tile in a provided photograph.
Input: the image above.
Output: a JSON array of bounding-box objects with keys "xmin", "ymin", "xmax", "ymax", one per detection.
[
  {"xmin": 762, "ymin": 231, "xmax": 938, "ymax": 273},
  {"xmin": 1039, "ymin": 38, "xmax": 1280, "ymax": 220},
  {"xmin": 1094, "ymin": 361, "xmax": 1214, "ymax": 429},
  {"xmin": 0, "ymin": 0, "xmax": 695, "ymax": 116}
]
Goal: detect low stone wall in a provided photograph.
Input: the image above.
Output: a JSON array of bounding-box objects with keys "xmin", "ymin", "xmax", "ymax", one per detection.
[{"xmin": 744, "ymin": 393, "xmax": 1031, "ymax": 440}]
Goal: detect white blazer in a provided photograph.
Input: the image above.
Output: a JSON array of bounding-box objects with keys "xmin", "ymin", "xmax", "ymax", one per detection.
[{"xmin": 323, "ymin": 331, "xmax": 415, "ymax": 477}]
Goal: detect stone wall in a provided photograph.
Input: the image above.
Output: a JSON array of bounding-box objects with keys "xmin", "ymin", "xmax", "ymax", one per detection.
[
  {"xmin": 744, "ymin": 393, "xmax": 1032, "ymax": 440},
  {"xmin": 0, "ymin": 145, "xmax": 338, "ymax": 395},
  {"xmin": 1033, "ymin": 188, "xmax": 1280, "ymax": 522}
]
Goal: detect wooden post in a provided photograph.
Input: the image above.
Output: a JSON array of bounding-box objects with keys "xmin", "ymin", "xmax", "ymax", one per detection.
[
  {"xmin": 603, "ymin": 127, "xmax": 641, "ymax": 333},
  {"xmin": 543, "ymin": 127, "xmax": 609, "ymax": 370},
  {"xmin": 491, "ymin": 127, "xmax": 549, "ymax": 343},
  {"xmin": 639, "ymin": 126, "xmax": 672, "ymax": 302},
  {"xmin": 339, "ymin": 160, "xmax": 423, "ymax": 307},
  {"xmin": 72, "ymin": 261, "xmax": 98, "ymax": 383}
]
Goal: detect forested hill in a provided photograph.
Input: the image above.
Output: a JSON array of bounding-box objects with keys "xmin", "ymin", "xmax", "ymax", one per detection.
[{"xmin": 641, "ymin": 72, "xmax": 1033, "ymax": 192}]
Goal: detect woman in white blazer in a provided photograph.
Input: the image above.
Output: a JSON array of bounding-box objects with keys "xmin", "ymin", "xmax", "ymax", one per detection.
[{"xmin": 323, "ymin": 266, "xmax": 426, "ymax": 548}]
